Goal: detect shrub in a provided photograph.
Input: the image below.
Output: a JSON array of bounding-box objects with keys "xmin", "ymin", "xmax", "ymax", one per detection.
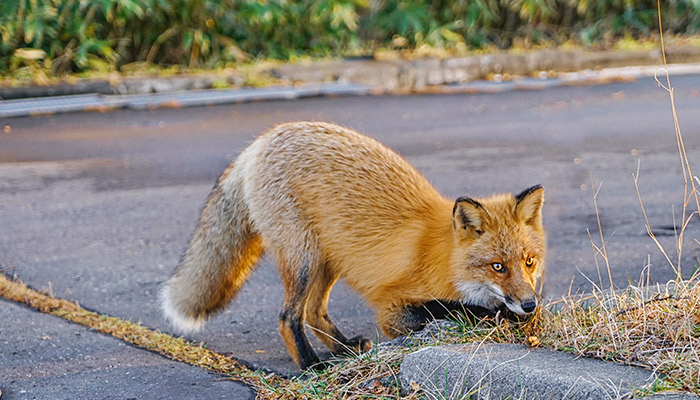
[{"xmin": 1, "ymin": 0, "xmax": 700, "ymax": 76}]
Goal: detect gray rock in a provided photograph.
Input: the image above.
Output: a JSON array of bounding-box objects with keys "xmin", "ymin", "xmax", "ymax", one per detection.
[{"xmin": 399, "ymin": 343, "xmax": 660, "ymax": 400}]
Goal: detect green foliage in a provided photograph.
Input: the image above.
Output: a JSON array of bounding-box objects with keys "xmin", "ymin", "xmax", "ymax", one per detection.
[
  {"xmin": 0, "ymin": 0, "xmax": 368, "ymax": 74},
  {"xmin": 1, "ymin": 0, "xmax": 700, "ymax": 75},
  {"xmin": 368, "ymin": 0, "xmax": 700, "ymax": 49}
]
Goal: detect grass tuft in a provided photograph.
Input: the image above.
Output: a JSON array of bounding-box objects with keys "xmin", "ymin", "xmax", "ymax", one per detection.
[{"xmin": 535, "ymin": 281, "xmax": 700, "ymax": 394}]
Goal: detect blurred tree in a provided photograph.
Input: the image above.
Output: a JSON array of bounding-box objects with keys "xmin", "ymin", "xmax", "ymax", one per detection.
[{"xmin": 1, "ymin": 0, "xmax": 699, "ymax": 75}]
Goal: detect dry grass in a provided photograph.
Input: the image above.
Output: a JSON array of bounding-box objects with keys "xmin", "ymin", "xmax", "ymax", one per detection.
[
  {"xmin": 0, "ymin": 271, "xmax": 426, "ymax": 398},
  {"xmin": 535, "ymin": 282, "xmax": 700, "ymax": 394},
  {"xmin": 529, "ymin": 4, "xmax": 700, "ymax": 395}
]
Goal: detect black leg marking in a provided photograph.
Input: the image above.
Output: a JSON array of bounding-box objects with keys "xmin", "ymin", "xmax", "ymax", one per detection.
[
  {"xmin": 323, "ymin": 314, "xmax": 350, "ymax": 342},
  {"xmin": 280, "ymin": 309, "xmax": 321, "ymax": 370},
  {"xmin": 321, "ymin": 314, "xmax": 371, "ymax": 355},
  {"xmin": 291, "ymin": 319, "xmax": 322, "ymax": 370},
  {"xmin": 296, "ymin": 262, "xmax": 310, "ymax": 294}
]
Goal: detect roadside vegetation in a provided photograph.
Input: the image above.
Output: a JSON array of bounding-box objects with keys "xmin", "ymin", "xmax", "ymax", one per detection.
[
  {"xmin": 3, "ymin": 261, "xmax": 699, "ymax": 398},
  {"xmin": 1, "ymin": 0, "xmax": 700, "ymax": 81}
]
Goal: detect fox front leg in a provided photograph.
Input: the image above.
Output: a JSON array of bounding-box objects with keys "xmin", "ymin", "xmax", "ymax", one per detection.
[{"xmin": 304, "ymin": 266, "xmax": 372, "ymax": 356}]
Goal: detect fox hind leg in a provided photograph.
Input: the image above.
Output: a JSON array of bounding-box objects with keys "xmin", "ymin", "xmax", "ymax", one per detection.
[
  {"xmin": 276, "ymin": 247, "xmax": 325, "ymax": 370},
  {"xmin": 305, "ymin": 266, "xmax": 372, "ymax": 356}
]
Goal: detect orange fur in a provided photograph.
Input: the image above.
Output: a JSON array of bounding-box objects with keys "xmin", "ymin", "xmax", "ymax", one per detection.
[{"xmin": 161, "ymin": 121, "xmax": 546, "ymax": 369}]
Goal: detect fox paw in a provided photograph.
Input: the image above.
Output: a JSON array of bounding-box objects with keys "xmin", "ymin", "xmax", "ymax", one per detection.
[
  {"xmin": 344, "ymin": 335, "xmax": 373, "ymax": 354},
  {"xmin": 306, "ymin": 359, "xmax": 333, "ymax": 371}
]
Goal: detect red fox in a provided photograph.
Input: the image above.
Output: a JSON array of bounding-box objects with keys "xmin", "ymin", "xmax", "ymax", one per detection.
[{"xmin": 161, "ymin": 121, "xmax": 546, "ymax": 369}]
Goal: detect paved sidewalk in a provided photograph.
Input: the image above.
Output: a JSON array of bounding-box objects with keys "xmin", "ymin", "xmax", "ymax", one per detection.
[
  {"xmin": 3, "ymin": 62, "xmax": 700, "ymax": 119},
  {"xmin": 1, "ymin": 299, "xmax": 254, "ymax": 399}
]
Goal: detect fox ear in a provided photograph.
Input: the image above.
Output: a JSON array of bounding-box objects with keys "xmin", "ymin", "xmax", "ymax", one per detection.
[
  {"xmin": 515, "ymin": 185, "xmax": 544, "ymax": 227},
  {"xmin": 453, "ymin": 197, "xmax": 486, "ymax": 236}
]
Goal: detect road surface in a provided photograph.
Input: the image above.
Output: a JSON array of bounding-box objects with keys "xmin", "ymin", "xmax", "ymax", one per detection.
[{"xmin": 1, "ymin": 75, "xmax": 700, "ymax": 383}]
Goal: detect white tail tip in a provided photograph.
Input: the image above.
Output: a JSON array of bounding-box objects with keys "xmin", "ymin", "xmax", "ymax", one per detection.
[{"xmin": 160, "ymin": 285, "xmax": 206, "ymax": 333}]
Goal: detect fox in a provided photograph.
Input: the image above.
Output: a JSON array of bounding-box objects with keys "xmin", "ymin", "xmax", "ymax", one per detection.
[{"xmin": 161, "ymin": 121, "xmax": 546, "ymax": 370}]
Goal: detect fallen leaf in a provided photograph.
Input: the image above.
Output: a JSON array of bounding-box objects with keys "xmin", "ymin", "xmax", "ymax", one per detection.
[{"xmin": 526, "ymin": 335, "xmax": 540, "ymax": 347}]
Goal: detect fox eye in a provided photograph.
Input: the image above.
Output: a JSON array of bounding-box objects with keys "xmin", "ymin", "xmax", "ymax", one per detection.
[
  {"xmin": 491, "ymin": 263, "xmax": 505, "ymax": 273},
  {"xmin": 525, "ymin": 257, "xmax": 535, "ymax": 267}
]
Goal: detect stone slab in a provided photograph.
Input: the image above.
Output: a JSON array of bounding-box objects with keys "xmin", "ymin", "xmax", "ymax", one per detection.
[{"xmin": 399, "ymin": 343, "xmax": 674, "ymax": 400}]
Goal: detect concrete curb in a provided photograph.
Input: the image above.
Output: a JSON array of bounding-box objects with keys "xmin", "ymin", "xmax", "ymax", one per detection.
[
  {"xmin": 398, "ymin": 343, "xmax": 698, "ymax": 400},
  {"xmin": 0, "ymin": 82, "xmax": 370, "ymax": 118},
  {"xmin": 434, "ymin": 63, "xmax": 700, "ymax": 94}
]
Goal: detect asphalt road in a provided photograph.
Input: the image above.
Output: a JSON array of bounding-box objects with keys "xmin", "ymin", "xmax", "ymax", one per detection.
[{"xmin": 2, "ymin": 75, "xmax": 700, "ymax": 391}]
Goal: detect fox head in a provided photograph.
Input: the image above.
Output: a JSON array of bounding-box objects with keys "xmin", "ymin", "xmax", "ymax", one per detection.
[{"xmin": 451, "ymin": 185, "xmax": 546, "ymax": 316}]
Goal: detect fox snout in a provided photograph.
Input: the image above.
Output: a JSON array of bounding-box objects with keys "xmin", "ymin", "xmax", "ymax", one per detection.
[
  {"xmin": 504, "ymin": 295, "xmax": 538, "ymax": 315},
  {"xmin": 521, "ymin": 299, "xmax": 537, "ymax": 313}
]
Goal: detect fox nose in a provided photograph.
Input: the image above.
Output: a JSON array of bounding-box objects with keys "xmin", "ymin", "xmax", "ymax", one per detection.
[{"xmin": 521, "ymin": 300, "xmax": 537, "ymax": 313}]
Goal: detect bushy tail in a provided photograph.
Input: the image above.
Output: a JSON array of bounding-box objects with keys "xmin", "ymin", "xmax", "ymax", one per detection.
[{"xmin": 161, "ymin": 164, "xmax": 264, "ymax": 333}]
